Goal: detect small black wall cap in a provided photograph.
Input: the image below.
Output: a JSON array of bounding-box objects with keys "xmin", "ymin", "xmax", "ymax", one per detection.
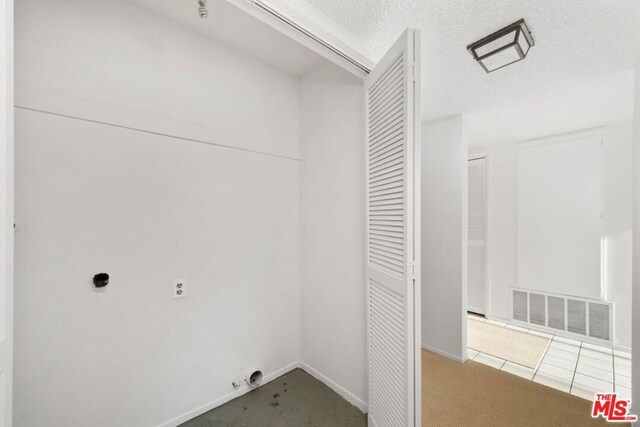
[{"xmin": 93, "ymin": 273, "xmax": 109, "ymax": 288}]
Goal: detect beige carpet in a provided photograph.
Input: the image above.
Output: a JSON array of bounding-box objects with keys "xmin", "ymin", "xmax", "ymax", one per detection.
[
  {"xmin": 422, "ymin": 350, "xmax": 625, "ymax": 427},
  {"xmin": 468, "ymin": 319, "xmax": 550, "ymax": 368}
]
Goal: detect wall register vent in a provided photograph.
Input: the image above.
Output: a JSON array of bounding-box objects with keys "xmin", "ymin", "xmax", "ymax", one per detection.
[{"xmin": 511, "ymin": 289, "xmax": 613, "ymax": 344}]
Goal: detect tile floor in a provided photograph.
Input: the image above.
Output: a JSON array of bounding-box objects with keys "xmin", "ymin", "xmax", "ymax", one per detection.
[{"xmin": 467, "ymin": 314, "xmax": 632, "ymax": 401}]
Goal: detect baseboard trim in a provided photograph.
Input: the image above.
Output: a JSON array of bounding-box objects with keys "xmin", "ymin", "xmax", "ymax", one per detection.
[
  {"xmin": 421, "ymin": 343, "xmax": 466, "ymax": 363},
  {"xmin": 299, "ymin": 362, "xmax": 368, "ymax": 413},
  {"xmin": 485, "ymin": 315, "xmax": 510, "ymax": 324},
  {"xmin": 158, "ymin": 360, "xmax": 368, "ymax": 426},
  {"xmin": 613, "ymin": 345, "xmax": 633, "ymax": 354},
  {"xmin": 487, "ymin": 315, "xmax": 632, "ymax": 353},
  {"xmin": 158, "ymin": 361, "xmax": 300, "ymax": 427}
]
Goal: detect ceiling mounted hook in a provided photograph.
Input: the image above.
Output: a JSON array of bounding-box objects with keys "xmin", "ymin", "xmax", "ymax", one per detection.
[{"xmin": 198, "ymin": 0, "xmax": 208, "ymax": 19}]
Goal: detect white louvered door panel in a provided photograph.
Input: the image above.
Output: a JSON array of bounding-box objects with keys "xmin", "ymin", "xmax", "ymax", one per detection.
[
  {"xmin": 467, "ymin": 158, "xmax": 486, "ymax": 314},
  {"xmin": 365, "ymin": 29, "xmax": 420, "ymax": 427}
]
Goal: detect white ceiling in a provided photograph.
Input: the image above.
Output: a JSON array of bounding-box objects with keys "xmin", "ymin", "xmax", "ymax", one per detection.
[
  {"xmin": 123, "ymin": 0, "xmax": 640, "ymax": 146},
  {"xmin": 303, "ymin": 0, "xmax": 640, "ymax": 145},
  {"xmin": 126, "ymin": 0, "xmax": 324, "ymax": 76}
]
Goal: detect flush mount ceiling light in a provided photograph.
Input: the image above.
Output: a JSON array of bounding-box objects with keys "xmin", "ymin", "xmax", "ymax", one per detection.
[{"xmin": 467, "ymin": 19, "xmax": 534, "ymax": 73}]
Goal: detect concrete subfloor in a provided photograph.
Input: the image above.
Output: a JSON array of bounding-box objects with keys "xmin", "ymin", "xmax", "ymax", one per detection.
[{"xmin": 180, "ymin": 368, "xmax": 367, "ymax": 427}]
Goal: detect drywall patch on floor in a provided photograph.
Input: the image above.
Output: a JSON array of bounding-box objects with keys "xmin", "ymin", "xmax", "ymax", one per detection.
[{"xmin": 180, "ymin": 369, "xmax": 366, "ymax": 427}]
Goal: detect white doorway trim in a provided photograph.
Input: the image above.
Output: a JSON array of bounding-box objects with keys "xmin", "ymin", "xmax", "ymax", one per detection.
[
  {"xmin": 0, "ymin": 0, "xmax": 14, "ymax": 425},
  {"xmin": 467, "ymin": 155, "xmax": 488, "ymax": 316},
  {"xmin": 468, "ymin": 149, "xmax": 491, "ymax": 319},
  {"xmin": 631, "ymin": 49, "xmax": 640, "ymax": 425},
  {"xmin": 224, "ymin": 0, "xmax": 375, "ymax": 77}
]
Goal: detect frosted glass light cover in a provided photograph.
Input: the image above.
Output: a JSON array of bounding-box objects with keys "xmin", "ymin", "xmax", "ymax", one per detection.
[
  {"xmin": 475, "ymin": 31, "xmax": 517, "ymax": 58},
  {"xmin": 479, "ymin": 45, "xmax": 522, "ymax": 72}
]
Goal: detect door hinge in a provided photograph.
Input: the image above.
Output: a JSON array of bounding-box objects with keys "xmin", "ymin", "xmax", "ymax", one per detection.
[
  {"xmin": 410, "ymin": 62, "xmax": 417, "ymax": 82},
  {"xmin": 408, "ymin": 261, "xmax": 417, "ymax": 280}
]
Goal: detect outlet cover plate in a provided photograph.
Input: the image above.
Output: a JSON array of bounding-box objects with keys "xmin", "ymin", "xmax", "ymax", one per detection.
[{"xmin": 173, "ymin": 279, "xmax": 186, "ymax": 299}]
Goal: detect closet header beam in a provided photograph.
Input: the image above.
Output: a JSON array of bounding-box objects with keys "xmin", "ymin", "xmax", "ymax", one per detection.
[{"xmin": 246, "ymin": 0, "xmax": 373, "ymax": 74}]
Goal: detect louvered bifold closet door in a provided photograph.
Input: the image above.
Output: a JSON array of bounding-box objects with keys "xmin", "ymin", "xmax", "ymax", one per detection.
[
  {"xmin": 467, "ymin": 158, "xmax": 486, "ymax": 314},
  {"xmin": 365, "ymin": 29, "xmax": 420, "ymax": 427}
]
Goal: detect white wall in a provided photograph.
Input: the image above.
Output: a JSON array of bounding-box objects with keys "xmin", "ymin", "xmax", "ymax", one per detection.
[
  {"xmin": 479, "ymin": 143, "xmax": 517, "ymax": 322},
  {"xmin": 15, "ymin": 0, "xmax": 300, "ymax": 153},
  {"xmin": 632, "ymin": 51, "xmax": 640, "ymax": 422},
  {"xmin": 299, "ymin": 63, "xmax": 367, "ymax": 410},
  {"xmin": 14, "ymin": 1, "xmax": 303, "ymax": 426},
  {"xmin": 421, "ymin": 116, "xmax": 468, "ymax": 362},
  {"xmin": 602, "ymin": 124, "xmax": 633, "ymax": 350},
  {"xmin": 517, "ymin": 138, "xmax": 603, "ymax": 300},
  {"xmin": 475, "ymin": 124, "xmax": 633, "ymax": 349}
]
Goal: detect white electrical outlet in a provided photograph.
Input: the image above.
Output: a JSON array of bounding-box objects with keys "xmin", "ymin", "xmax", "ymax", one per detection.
[{"xmin": 173, "ymin": 280, "xmax": 186, "ymax": 299}]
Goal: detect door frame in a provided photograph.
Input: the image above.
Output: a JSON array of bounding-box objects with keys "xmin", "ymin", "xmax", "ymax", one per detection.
[
  {"xmin": 467, "ymin": 151, "xmax": 490, "ymax": 318},
  {"xmin": 411, "ymin": 29, "xmax": 422, "ymax": 427},
  {"xmin": 225, "ymin": 0, "xmax": 372, "ymax": 78},
  {"xmin": 0, "ymin": 0, "xmax": 14, "ymax": 426},
  {"xmin": 631, "ymin": 50, "xmax": 639, "ymax": 421}
]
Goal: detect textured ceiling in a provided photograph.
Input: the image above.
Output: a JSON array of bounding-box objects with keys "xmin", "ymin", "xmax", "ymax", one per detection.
[{"xmin": 304, "ymin": 0, "xmax": 640, "ymax": 145}]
